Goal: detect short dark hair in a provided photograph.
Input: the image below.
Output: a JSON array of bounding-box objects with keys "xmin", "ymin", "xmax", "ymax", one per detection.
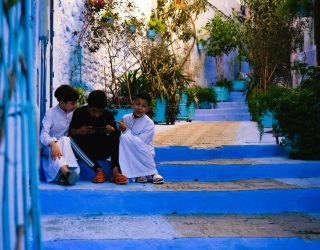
[
  {"xmin": 134, "ymin": 93, "xmax": 152, "ymax": 106},
  {"xmin": 54, "ymin": 85, "xmax": 79, "ymax": 102},
  {"xmin": 87, "ymin": 90, "xmax": 107, "ymax": 108}
]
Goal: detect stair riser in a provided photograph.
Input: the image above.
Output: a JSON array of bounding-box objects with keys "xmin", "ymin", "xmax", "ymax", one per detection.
[
  {"xmin": 43, "ymin": 238, "xmax": 320, "ymax": 250},
  {"xmin": 155, "ymin": 146, "xmax": 287, "ymax": 161},
  {"xmin": 40, "ymin": 189, "xmax": 320, "ymax": 215},
  {"xmin": 157, "ymin": 163, "xmax": 320, "ymax": 182}
]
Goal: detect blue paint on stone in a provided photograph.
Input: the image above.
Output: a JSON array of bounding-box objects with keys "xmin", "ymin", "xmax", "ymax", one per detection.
[
  {"xmin": 157, "ymin": 163, "xmax": 320, "ymax": 182},
  {"xmin": 155, "ymin": 145, "xmax": 287, "ymax": 162},
  {"xmin": 40, "ymin": 188, "xmax": 320, "ymax": 215},
  {"xmin": 43, "ymin": 237, "xmax": 320, "ymax": 250}
]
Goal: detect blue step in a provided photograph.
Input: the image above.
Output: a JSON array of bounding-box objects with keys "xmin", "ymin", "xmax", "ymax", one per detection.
[
  {"xmin": 157, "ymin": 162, "xmax": 320, "ymax": 182},
  {"xmin": 216, "ymin": 102, "xmax": 248, "ymax": 108},
  {"xmin": 43, "ymin": 237, "xmax": 320, "ymax": 250},
  {"xmin": 195, "ymin": 108, "xmax": 249, "ymax": 114},
  {"xmin": 39, "ymin": 184, "xmax": 320, "ymax": 215},
  {"xmin": 194, "ymin": 114, "xmax": 251, "ymax": 121},
  {"xmin": 155, "ymin": 146, "xmax": 287, "ymax": 161}
]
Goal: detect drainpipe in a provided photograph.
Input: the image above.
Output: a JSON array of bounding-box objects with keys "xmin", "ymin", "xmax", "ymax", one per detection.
[
  {"xmin": 49, "ymin": 0, "xmax": 54, "ymax": 107},
  {"xmin": 39, "ymin": 0, "xmax": 48, "ymax": 123}
]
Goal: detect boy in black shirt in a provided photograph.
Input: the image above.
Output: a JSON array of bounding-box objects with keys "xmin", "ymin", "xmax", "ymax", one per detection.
[{"xmin": 69, "ymin": 90, "xmax": 127, "ymax": 184}]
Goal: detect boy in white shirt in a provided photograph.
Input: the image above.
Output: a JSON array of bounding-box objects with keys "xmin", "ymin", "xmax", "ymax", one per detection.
[
  {"xmin": 118, "ymin": 94, "xmax": 164, "ymax": 184},
  {"xmin": 40, "ymin": 85, "xmax": 80, "ymax": 185}
]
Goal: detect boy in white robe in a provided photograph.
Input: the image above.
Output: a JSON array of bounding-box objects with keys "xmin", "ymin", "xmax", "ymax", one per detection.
[
  {"xmin": 40, "ymin": 85, "xmax": 80, "ymax": 185},
  {"xmin": 118, "ymin": 94, "xmax": 164, "ymax": 184}
]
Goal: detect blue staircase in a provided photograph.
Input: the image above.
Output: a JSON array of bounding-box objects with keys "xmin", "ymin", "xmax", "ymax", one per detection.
[
  {"xmin": 195, "ymin": 92, "xmax": 251, "ymax": 121},
  {"xmin": 41, "ymin": 145, "xmax": 320, "ymax": 250}
]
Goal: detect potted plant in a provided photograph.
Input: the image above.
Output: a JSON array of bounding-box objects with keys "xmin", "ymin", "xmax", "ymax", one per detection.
[
  {"xmin": 146, "ymin": 18, "xmax": 166, "ymax": 39},
  {"xmin": 196, "ymin": 39, "xmax": 207, "ymax": 50},
  {"xmin": 211, "ymin": 78, "xmax": 232, "ymax": 102},
  {"xmin": 196, "ymin": 86, "xmax": 217, "ymax": 109},
  {"xmin": 100, "ymin": 10, "xmax": 119, "ymax": 25},
  {"xmin": 126, "ymin": 17, "xmax": 142, "ymax": 33}
]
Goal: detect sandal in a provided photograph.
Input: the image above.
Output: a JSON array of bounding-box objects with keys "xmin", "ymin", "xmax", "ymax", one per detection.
[
  {"xmin": 114, "ymin": 173, "xmax": 128, "ymax": 185},
  {"xmin": 92, "ymin": 169, "xmax": 107, "ymax": 183},
  {"xmin": 135, "ymin": 176, "xmax": 148, "ymax": 183},
  {"xmin": 152, "ymin": 174, "xmax": 164, "ymax": 184}
]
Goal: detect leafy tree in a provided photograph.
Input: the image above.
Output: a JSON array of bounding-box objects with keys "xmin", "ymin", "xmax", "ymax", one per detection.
[
  {"xmin": 80, "ymin": 0, "xmax": 145, "ymax": 104},
  {"xmin": 240, "ymin": 0, "xmax": 306, "ymax": 92},
  {"xmin": 155, "ymin": 0, "xmax": 208, "ymax": 68},
  {"xmin": 205, "ymin": 14, "xmax": 240, "ymax": 80}
]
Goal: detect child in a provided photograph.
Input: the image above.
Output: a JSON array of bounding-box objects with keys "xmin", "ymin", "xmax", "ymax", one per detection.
[
  {"xmin": 40, "ymin": 85, "xmax": 80, "ymax": 185},
  {"xmin": 118, "ymin": 93, "xmax": 164, "ymax": 184},
  {"xmin": 69, "ymin": 90, "xmax": 127, "ymax": 184}
]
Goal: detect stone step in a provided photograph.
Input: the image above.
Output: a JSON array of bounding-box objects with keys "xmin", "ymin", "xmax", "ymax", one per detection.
[
  {"xmin": 195, "ymin": 108, "xmax": 249, "ymax": 114},
  {"xmin": 157, "ymin": 162, "xmax": 320, "ymax": 182},
  {"xmin": 78, "ymin": 159, "xmax": 320, "ymax": 182},
  {"xmin": 40, "ymin": 178, "xmax": 320, "ymax": 215},
  {"xmin": 216, "ymin": 102, "xmax": 248, "ymax": 108},
  {"xmin": 194, "ymin": 114, "xmax": 251, "ymax": 121},
  {"xmin": 155, "ymin": 145, "xmax": 287, "ymax": 162},
  {"xmin": 42, "ymin": 213, "xmax": 320, "ymax": 250},
  {"xmin": 43, "ymin": 238, "xmax": 320, "ymax": 250}
]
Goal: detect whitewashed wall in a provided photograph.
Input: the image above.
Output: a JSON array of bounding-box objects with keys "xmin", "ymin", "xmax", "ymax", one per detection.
[{"xmin": 53, "ymin": 0, "xmax": 241, "ymax": 96}]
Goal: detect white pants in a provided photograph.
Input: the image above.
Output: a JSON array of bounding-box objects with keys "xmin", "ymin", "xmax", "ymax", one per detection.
[
  {"xmin": 42, "ymin": 136, "xmax": 80, "ymax": 182},
  {"xmin": 119, "ymin": 132, "xmax": 158, "ymax": 178}
]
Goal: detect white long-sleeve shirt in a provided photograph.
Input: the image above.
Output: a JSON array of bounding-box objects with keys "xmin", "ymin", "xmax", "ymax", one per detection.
[{"xmin": 40, "ymin": 105, "xmax": 74, "ymax": 147}]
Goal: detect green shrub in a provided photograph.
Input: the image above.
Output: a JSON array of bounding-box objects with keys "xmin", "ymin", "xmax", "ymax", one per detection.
[
  {"xmin": 196, "ymin": 86, "xmax": 217, "ymax": 107},
  {"xmin": 274, "ymin": 66, "xmax": 320, "ymax": 159}
]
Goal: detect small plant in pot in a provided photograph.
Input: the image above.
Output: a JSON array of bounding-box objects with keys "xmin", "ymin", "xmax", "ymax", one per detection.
[
  {"xmin": 146, "ymin": 18, "xmax": 166, "ymax": 39},
  {"xmin": 196, "ymin": 39, "xmax": 207, "ymax": 50},
  {"xmin": 101, "ymin": 10, "xmax": 119, "ymax": 24},
  {"xmin": 212, "ymin": 78, "xmax": 233, "ymax": 92}
]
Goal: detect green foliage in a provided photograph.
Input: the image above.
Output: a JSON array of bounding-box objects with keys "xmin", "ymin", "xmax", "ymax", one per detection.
[
  {"xmin": 205, "ymin": 15, "xmax": 240, "ymax": 57},
  {"xmin": 274, "ymin": 66, "xmax": 320, "ymax": 159},
  {"xmin": 247, "ymin": 85, "xmax": 289, "ymax": 135},
  {"xmin": 155, "ymin": 0, "xmax": 208, "ymax": 67},
  {"xmin": 212, "ymin": 78, "xmax": 233, "ymax": 91},
  {"xmin": 147, "ymin": 19, "xmax": 166, "ymax": 33},
  {"xmin": 240, "ymin": 0, "xmax": 306, "ymax": 92},
  {"xmin": 195, "ymin": 86, "xmax": 217, "ymax": 106},
  {"xmin": 74, "ymin": 86, "xmax": 87, "ymax": 106},
  {"xmin": 117, "ymin": 69, "xmax": 151, "ymax": 105},
  {"xmin": 184, "ymin": 85, "xmax": 199, "ymax": 107}
]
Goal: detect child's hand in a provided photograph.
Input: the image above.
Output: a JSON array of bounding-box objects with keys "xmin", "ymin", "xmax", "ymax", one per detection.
[
  {"xmin": 118, "ymin": 121, "xmax": 127, "ymax": 132},
  {"xmin": 105, "ymin": 125, "xmax": 115, "ymax": 134},
  {"xmin": 78, "ymin": 126, "xmax": 94, "ymax": 136},
  {"xmin": 50, "ymin": 142, "xmax": 62, "ymax": 160}
]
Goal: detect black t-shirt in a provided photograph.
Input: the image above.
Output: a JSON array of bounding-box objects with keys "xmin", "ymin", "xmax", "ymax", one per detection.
[{"xmin": 69, "ymin": 105, "xmax": 118, "ymax": 141}]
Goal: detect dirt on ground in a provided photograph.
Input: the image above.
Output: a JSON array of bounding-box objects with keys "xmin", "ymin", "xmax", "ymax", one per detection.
[{"xmin": 154, "ymin": 121, "xmax": 242, "ymax": 148}]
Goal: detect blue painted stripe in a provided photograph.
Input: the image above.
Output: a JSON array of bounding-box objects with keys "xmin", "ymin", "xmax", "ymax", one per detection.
[
  {"xmin": 70, "ymin": 138, "xmax": 95, "ymax": 168},
  {"xmin": 40, "ymin": 188, "xmax": 320, "ymax": 215},
  {"xmin": 157, "ymin": 163, "xmax": 320, "ymax": 182},
  {"xmin": 155, "ymin": 145, "xmax": 287, "ymax": 161},
  {"xmin": 42, "ymin": 238, "xmax": 320, "ymax": 250}
]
